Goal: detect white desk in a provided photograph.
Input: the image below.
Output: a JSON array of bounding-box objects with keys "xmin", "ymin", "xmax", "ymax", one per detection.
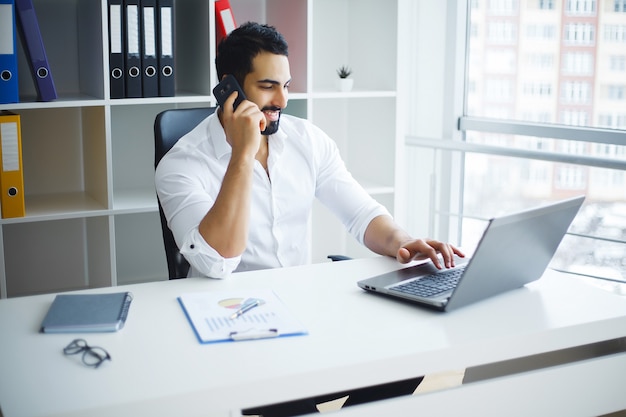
[{"xmin": 1, "ymin": 257, "xmax": 626, "ymax": 417}]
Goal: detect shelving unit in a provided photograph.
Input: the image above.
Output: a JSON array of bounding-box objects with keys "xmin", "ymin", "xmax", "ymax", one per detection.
[{"xmin": 0, "ymin": 0, "xmax": 400, "ymax": 298}]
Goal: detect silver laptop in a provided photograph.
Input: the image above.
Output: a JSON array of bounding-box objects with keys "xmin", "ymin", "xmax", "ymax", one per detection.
[{"xmin": 357, "ymin": 196, "xmax": 585, "ymax": 311}]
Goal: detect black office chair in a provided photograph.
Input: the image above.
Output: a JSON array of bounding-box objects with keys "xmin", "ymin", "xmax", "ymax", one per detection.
[{"xmin": 154, "ymin": 107, "xmax": 217, "ymax": 279}]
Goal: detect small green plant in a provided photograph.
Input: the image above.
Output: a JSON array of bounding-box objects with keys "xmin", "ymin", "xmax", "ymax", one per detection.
[{"xmin": 336, "ymin": 65, "xmax": 352, "ymax": 79}]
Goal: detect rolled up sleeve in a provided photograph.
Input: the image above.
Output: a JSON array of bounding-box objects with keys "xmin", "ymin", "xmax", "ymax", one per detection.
[{"xmin": 180, "ymin": 228, "xmax": 241, "ymax": 279}]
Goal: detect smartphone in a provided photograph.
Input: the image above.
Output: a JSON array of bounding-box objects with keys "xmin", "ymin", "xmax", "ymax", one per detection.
[{"xmin": 213, "ymin": 74, "xmax": 247, "ymax": 110}]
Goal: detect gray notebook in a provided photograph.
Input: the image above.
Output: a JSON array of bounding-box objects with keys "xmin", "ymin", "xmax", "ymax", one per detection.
[
  {"xmin": 40, "ymin": 292, "xmax": 133, "ymax": 333},
  {"xmin": 358, "ymin": 196, "xmax": 585, "ymax": 312}
]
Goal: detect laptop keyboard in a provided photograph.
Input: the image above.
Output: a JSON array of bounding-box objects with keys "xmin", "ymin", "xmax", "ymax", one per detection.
[{"xmin": 390, "ymin": 265, "xmax": 466, "ymax": 298}]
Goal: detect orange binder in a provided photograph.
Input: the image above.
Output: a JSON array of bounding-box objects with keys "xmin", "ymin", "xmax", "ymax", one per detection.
[
  {"xmin": 0, "ymin": 111, "xmax": 25, "ymax": 218},
  {"xmin": 215, "ymin": 0, "xmax": 236, "ymax": 46}
]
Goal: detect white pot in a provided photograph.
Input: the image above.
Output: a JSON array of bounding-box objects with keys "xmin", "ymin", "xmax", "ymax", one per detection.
[{"xmin": 337, "ymin": 78, "xmax": 354, "ymax": 92}]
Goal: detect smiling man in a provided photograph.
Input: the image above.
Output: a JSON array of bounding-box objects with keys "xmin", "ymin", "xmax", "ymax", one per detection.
[{"xmin": 155, "ymin": 22, "xmax": 463, "ymax": 279}]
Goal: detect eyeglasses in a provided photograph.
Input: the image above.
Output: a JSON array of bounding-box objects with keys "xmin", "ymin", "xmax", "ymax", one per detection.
[{"xmin": 63, "ymin": 339, "xmax": 111, "ymax": 368}]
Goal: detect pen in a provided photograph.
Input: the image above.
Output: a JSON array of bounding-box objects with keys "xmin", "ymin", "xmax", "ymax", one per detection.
[{"xmin": 230, "ymin": 298, "xmax": 261, "ymax": 319}]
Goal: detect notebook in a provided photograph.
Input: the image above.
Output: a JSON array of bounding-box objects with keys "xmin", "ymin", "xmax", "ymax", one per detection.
[
  {"xmin": 357, "ymin": 196, "xmax": 585, "ymax": 311},
  {"xmin": 40, "ymin": 292, "xmax": 133, "ymax": 333}
]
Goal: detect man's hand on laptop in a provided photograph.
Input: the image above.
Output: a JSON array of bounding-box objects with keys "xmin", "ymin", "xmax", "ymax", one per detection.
[{"xmin": 397, "ymin": 239, "xmax": 465, "ymax": 270}]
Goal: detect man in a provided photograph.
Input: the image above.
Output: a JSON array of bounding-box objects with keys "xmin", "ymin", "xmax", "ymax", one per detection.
[{"xmin": 155, "ymin": 22, "xmax": 464, "ymax": 279}]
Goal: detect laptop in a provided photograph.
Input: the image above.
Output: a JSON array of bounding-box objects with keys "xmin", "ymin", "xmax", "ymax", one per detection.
[{"xmin": 357, "ymin": 195, "xmax": 585, "ymax": 311}]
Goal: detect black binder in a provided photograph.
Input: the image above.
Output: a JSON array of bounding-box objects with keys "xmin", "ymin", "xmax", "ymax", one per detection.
[
  {"xmin": 140, "ymin": 0, "xmax": 158, "ymax": 97},
  {"xmin": 156, "ymin": 0, "xmax": 174, "ymax": 97},
  {"xmin": 108, "ymin": 0, "xmax": 125, "ymax": 98},
  {"xmin": 123, "ymin": 0, "xmax": 142, "ymax": 98}
]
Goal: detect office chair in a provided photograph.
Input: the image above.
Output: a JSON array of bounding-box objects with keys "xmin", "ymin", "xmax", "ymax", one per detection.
[{"xmin": 154, "ymin": 107, "xmax": 216, "ymax": 279}]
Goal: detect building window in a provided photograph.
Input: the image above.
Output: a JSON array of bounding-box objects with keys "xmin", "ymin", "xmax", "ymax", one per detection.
[
  {"xmin": 565, "ymin": 0, "xmax": 597, "ymax": 14},
  {"xmin": 604, "ymin": 25, "xmax": 626, "ymax": 42},
  {"xmin": 563, "ymin": 52, "xmax": 594, "ymax": 74},
  {"xmin": 609, "ymin": 55, "xmax": 626, "ymax": 71},
  {"xmin": 562, "ymin": 110, "xmax": 589, "ymax": 126},
  {"xmin": 487, "ymin": 21, "xmax": 517, "ymax": 43},
  {"xmin": 489, "ymin": 0, "xmax": 518, "ymax": 14},
  {"xmin": 562, "ymin": 81, "xmax": 592, "ymax": 103},
  {"xmin": 606, "ymin": 85, "xmax": 626, "ymax": 100},
  {"xmin": 565, "ymin": 23, "xmax": 596, "ymax": 44}
]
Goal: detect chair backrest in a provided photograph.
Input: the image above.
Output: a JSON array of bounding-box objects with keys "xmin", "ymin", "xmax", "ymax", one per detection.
[{"xmin": 154, "ymin": 107, "xmax": 217, "ymax": 279}]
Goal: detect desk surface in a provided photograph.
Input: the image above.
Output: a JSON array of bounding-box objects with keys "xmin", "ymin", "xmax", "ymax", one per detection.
[{"xmin": 1, "ymin": 257, "xmax": 626, "ymax": 417}]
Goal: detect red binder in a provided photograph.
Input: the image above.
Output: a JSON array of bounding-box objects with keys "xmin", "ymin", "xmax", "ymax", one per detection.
[{"xmin": 215, "ymin": 0, "xmax": 236, "ymax": 46}]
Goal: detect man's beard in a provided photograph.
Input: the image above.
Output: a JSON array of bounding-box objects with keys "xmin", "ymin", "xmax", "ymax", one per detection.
[{"xmin": 261, "ymin": 107, "xmax": 281, "ymax": 136}]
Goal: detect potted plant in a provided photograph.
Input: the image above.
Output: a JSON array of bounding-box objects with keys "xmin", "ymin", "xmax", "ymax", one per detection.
[{"xmin": 336, "ymin": 65, "xmax": 354, "ymax": 92}]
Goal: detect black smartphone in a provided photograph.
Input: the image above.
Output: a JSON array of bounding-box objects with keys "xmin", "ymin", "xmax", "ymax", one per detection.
[{"xmin": 213, "ymin": 74, "xmax": 247, "ymax": 110}]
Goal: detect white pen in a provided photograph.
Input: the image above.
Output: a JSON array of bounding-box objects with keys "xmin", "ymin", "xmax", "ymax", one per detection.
[{"xmin": 230, "ymin": 299, "xmax": 261, "ymax": 319}]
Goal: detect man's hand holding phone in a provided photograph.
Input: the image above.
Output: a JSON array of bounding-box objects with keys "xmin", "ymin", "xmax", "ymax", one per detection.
[{"xmin": 214, "ymin": 75, "xmax": 266, "ymax": 156}]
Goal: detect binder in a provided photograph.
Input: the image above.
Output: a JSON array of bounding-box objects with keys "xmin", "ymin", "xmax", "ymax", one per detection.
[
  {"xmin": 156, "ymin": 0, "xmax": 174, "ymax": 97},
  {"xmin": 124, "ymin": 0, "xmax": 142, "ymax": 98},
  {"xmin": 0, "ymin": 111, "xmax": 25, "ymax": 218},
  {"xmin": 40, "ymin": 292, "xmax": 134, "ymax": 333},
  {"xmin": 14, "ymin": 0, "xmax": 56, "ymax": 102},
  {"xmin": 0, "ymin": 0, "xmax": 19, "ymax": 104},
  {"xmin": 140, "ymin": 0, "xmax": 158, "ymax": 97},
  {"xmin": 215, "ymin": 0, "xmax": 236, "ymax": 46},
  {"xmin": 108, "ymin": 0, "xmax": 125, "ymax": 99}
]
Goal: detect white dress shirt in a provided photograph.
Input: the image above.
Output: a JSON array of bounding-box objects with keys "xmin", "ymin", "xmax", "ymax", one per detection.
[{"xmin": 155, "ymin": 112, "xmax": 389, "ymax": 278}]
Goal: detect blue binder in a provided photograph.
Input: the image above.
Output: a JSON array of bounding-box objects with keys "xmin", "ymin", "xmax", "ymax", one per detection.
[
  {"xmin": 15, "ymin": 0, "xmax": 57, "ymax": 102},
  {"xmin": 0, "ymin": 0, "xmax": 19, "ymax": 104}
]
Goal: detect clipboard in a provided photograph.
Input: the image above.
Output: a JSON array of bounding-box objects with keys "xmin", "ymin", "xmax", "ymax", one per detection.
[{"xmin": 178, "ymin": 289, "xmax": 308, "ymax": 344}]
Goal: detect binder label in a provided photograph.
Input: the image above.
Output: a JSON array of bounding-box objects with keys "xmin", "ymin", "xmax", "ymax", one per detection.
[
  {"xmin": 160, "ymin": 7, "xmax": 172, "ymax": 56},
  {"xmin": 1, "ymin": 122, "xmax": 19, "ymax": 172},
  {"xmin": 220, "ymin": 9, "xmax": 236, "ymax": 35},
  {"xmin": 0, "ymin": 5, "xmax": 15, "ymax": 55},
  {"xmin": 127, "ymin": 4, "xmax": 139, "ymax": 55},
  {"xmin": 110, "ymin": 4, "xmax": 122, "ymax": 54},
  {"xmin": 143, "ymin": 7, "xmax": 156, "ymax": 57}
]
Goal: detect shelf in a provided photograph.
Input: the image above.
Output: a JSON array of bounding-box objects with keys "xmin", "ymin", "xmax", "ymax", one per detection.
[
  {"xmin": 112, "ymin": 188, "xmax": 159, "ymax": 214},
  {"xmin": 2, "ymin": 192, "xmax": 107, "ymax": 224},
  {"xmin": 310, "ymin": 90, "xmax": 397, "ymax": 99}
]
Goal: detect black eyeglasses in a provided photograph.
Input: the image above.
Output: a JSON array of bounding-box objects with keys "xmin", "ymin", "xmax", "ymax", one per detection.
[{"xmin": 63, "ymin": 339, "xmax": 111, "ymax": 368}]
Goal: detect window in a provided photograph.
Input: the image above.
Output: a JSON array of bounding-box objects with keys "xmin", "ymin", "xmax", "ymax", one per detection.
[
  {"xmin": 604, "ymin": 25, "xmax": 626, "ymax": 42},
  {"xmin": 609, "ymin": 55, "xmax": 626, "ymax": 71},
  {"xmin": 565, "ymin": 0, "xmax": 597, "ymax": 14},
  {"xmin": 562, "ymin": 81, "xmax": 592, "ymax": 103},
  {"xmin": 563, "ymin": 52, "xmax": 594, "ymax": 74},
  {"xmin": 404, "ymin": 1, "xmax": 626, "ymax": 284},
  {"xmin": 565, "ymin": 23, "xmax": 595, "ymax": 45}
]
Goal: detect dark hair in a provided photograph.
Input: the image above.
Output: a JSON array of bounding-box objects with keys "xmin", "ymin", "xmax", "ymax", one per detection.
[{"xmin": 215, "ymin": 22, "xmax": 289, "ymax": 86}]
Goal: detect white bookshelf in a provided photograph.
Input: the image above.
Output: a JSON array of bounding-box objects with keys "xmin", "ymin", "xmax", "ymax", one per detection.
[{"xmin": 0, "ymin": 0, "xmax": 400, "ymax": 298}]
